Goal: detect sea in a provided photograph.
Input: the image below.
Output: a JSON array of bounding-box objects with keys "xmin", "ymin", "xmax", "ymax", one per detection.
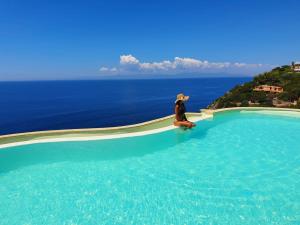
[{"xmin": 0, "ymin": 78, "xmax": 250, "ymax": 135}]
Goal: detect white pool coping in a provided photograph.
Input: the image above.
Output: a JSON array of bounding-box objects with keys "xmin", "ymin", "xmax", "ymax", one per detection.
[
  {"xmin": 0, "ymin": 113, "xmax": 212, "ymax": 149},
  {"xmin": 202, "ymin": 106, "xmax": 300, "ymax": 114},
  {"xmin": 1, "ymin": 107, "xmax": 300, "ymax": 149}
]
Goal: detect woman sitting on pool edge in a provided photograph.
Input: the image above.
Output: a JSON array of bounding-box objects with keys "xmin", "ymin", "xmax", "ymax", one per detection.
[{"xmin": 174, "ymin": 93, "xmax": 196, "ymax": 128}]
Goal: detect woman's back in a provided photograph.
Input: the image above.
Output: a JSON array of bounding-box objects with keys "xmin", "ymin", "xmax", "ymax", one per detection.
[{"xmin": 175, "ymin": 100, "xmax": 187, "ymax": 121}]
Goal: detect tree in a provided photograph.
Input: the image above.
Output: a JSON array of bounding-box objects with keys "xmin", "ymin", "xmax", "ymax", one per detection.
[{"xmin": 241, "ymin": 99, "xmax": 249, "ymax": 107}]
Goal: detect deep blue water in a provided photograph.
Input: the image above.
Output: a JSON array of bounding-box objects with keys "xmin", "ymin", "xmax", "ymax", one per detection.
[{"xmin": 0, "ymin": 78, "xmax": 250, "ymax": 135}]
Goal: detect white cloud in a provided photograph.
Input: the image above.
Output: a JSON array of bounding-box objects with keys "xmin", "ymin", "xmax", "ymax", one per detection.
[
  {"xmin": 99, "ymin": 67, "xmax": 109, "ymax": 72},
  {"xmin": 120, "ymin": 54, "xmax": 139, "ymax": 65},
  {"xmin": 99, "ymin": 54, "xmax": 271, "ymax": 75},
  {"xmin": 99, "ymin": 66, "xmax": 118, "ymax": 73}
]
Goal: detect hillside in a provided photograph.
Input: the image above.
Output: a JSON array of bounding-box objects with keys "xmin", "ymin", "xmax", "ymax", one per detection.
[{"xmin": 208, "ymin": 65, "xmax": 300, "ymax": 109}]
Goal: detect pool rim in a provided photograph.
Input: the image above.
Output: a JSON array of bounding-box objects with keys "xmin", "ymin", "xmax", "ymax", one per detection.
[
  {"xmin": 1, "ymin": 107, "xmax": 300, "ymax": 149},
  {"xmin": 0, "ymin": 112, "xmax": 209, "ymax": 149}
]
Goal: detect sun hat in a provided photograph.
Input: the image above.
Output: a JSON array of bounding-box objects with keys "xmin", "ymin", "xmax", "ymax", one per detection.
[{"xmin": 175, "ymin": 93, "xmax": 189, "ymax": 103}]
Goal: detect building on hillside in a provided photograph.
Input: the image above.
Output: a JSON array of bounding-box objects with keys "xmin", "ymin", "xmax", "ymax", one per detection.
[
  {"xmin": 292, "ymin": 62, "xmax": 300, "ymax": 72},
  {"xmin": 253, "ymin": 85, "xmax": 283, "ymax": 93}
]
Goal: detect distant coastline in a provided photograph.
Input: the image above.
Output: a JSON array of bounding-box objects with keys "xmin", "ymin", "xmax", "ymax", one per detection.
[{"xmin": 0, "ymin": 73, "xmax": 255, "ymax": 82}]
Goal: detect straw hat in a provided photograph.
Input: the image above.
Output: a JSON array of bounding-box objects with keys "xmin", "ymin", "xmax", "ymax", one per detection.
[{"xmin": 175, "ymin": 93, "xmax": 189, "ymax": 103}]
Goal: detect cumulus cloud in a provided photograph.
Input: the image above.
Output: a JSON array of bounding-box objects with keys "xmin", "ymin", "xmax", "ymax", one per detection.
[
  {"xmin": 99, "ymin": 54, "xmax": 271, "ymax": 75},
  {"xmin": 120, "ymin": 54, "xmax": 140, "ymax": 65}
]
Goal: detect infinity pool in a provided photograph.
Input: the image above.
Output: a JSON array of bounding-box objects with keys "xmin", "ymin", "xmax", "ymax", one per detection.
[{"xmin": 0, "ymin": 110, "xmax": 300, "ymax": 224}]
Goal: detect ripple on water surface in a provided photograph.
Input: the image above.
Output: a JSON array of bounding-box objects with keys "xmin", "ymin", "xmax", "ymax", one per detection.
[{"xmin": 0, "ymin": 111, "xmax": 300, "ymax": 224}]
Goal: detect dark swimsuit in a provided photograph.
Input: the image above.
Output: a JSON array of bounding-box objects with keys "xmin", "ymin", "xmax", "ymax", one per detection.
[{"xmin": 175, "ymin": 100, "xmax": 187, "ymax": 121}]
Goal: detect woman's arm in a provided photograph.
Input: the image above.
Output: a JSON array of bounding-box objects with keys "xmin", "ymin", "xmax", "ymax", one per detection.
[{"xmin": 175, "ymin": 104, "xmax": 181, "ymax": 121}]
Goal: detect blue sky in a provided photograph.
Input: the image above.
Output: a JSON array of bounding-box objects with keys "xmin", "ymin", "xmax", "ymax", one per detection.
[{"xmin": 0, "ymin": 0, "xmax": 299, "ymax": 80}]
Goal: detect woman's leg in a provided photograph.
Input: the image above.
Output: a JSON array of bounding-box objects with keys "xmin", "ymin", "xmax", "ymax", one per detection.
[
  {"xmin": 188, "ymin": 121, "xmax": 196, "ymax": 127},
  {"xmin": 174, "ymin": 120, "xmax": 193, "ymax": 128}
]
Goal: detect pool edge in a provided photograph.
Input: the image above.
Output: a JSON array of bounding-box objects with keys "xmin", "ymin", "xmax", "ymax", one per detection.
[
  {"xmin": 0, "ymin": 112, "xmax": 210, "ymax": 149},
  {"xmin": 2, "ymin": 107, "xmax": 300, "ymax": 149}
]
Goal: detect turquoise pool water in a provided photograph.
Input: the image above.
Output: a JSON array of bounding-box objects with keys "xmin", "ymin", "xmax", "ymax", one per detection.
[{"xmin": 0, "ymin": 110, "xmax": 300, "ymax": 224}]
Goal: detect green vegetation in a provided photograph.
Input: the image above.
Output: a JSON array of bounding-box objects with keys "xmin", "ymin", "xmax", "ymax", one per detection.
[{"xmin": 208, "ymin": 65, "xmax": 300, "ymax": 109}]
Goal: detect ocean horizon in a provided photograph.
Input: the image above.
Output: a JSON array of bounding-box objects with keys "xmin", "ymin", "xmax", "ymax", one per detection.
[{"xmin": 0, "ymin": 77, "xmax": 250, "ymax": 135}]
